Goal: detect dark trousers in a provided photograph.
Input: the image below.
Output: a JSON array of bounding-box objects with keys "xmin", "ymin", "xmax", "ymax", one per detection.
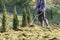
[{"xmin": 38, "ymin": 10, "xmax": 49, "ymax": 27}]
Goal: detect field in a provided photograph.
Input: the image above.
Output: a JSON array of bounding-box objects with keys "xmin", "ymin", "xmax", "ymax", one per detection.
[{"xmin": 0, "ymin": 13, "xmax": 60, "ymax": 40}]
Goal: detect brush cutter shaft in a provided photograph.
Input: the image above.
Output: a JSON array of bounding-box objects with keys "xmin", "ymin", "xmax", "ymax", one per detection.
[{"xmin": 30, "ymin": 13, "xmax": 42, "ymax": 25}]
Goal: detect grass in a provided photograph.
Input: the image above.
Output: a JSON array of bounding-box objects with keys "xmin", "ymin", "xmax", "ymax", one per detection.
[
  {"xmin": 0, "ymin": 25, "xmax": 60, "ymax": 40},
  {"xmin": 0, "ymin": 12, "xmax": 60, "ymax": 40}
]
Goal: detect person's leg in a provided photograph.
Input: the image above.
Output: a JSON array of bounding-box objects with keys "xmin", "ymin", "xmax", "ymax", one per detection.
[
  {"xmin": 42, "ymin": 10, "xmax": 49, "ymax": 27},
  {"xmin": 38, "ymin": 11, "xmax": 44, "ymax": 27}
]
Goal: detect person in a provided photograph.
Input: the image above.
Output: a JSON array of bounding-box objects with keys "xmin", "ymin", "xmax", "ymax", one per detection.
[{"xmin": 35, "ymin": 0, "xmax": 49, "ymax": 27}]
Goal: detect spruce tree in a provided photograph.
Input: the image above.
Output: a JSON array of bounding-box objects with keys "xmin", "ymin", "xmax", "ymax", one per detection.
[
  {"xmin": 22, "ymin": 8, "xmax": 28, "ymax": 27},
  {"xmin": 13, "ymin": 6, "xmax": 19, "ymax": 30},
  {"xmin": 2, "ymin": 5, "xmax": 7, "ymax": 32}
]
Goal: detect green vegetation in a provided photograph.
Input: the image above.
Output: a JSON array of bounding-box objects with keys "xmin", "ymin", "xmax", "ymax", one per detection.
[
  {"xmin": 13, "ymin": 6, "xmax": 19, "ymax": 30},
  {"xmin": 2, "ymin": 5, "xmax": 7, "ymax": 32},
  {"xmin": 0, "ymin": 0, "xmax": 60, "ymax": 40},
  {"xmin": 22, "ymin": 8, "xmax": 28, "ymax": 27},
  {"xmin": 27, "ymin": 8, "xmax": 31, "ymax": 25}
]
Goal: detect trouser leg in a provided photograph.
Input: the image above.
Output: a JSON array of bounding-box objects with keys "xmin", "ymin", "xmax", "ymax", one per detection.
[
  {"xmin": 41, "ymin": 18, "xmax": 44, "ymax": 27},
  {"xmin": 42, "ymin": 11, "xmax": 49, "ymax": 26},
  {"xmin": 38, "ymin": 11, "xmax": 44, "ymax": 26},
  {"xmin": 38, "ymin": 10, "xmax": 49, "ymax": 27},
  {"xmin": 38, "ymin": 16, "xmax": 44, "ymax": 26}
]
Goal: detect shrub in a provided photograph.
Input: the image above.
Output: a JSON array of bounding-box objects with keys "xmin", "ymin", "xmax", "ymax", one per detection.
[
  {"xmin": 2, "ymin": 5, "xmax": 7, "ymax": 32},
  {"xmin": 22, "ymin": 8, "xmax": 28, "ymax": 27},
  {"xmin": 13, "ymin": 6, "xmax": 19, "ymax": 30}
]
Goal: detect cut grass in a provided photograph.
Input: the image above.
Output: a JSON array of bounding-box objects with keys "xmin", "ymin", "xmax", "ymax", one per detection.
[
  {"xmin": 0, "ymin": 25, "xmax": 60, "ymax": 40},
  {"xmin": 0, "ymin": 12, "xmax": 60, "ymax": 40}
]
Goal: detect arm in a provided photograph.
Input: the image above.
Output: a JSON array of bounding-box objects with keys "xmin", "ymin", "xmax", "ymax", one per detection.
[
  {"xmin": 44, "ymin": 0, "xmax": 46, "ymax": 10},
  {"xmin": 41, "ymin": 0, "xmax": 46, "ymax": 11},
  {"xmin": 34, "ymin": 0, "xmax": 39, "ymax": 11}
]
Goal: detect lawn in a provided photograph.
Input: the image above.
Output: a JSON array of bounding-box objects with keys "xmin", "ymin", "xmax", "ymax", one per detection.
[
  {"xmin": 0, "ymin": 25, "xmax": 60, "ymax": 40},
  {"xmin": 0, "ymin": 13, "xmax": 60, "ymax": 40}
]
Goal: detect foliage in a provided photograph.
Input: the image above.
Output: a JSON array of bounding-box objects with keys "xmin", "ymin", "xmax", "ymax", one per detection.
[
  {"xmin": 46, "ymin": 4, "xmax": 57, "ymax": 19},
  {"xmin": 13, "ymin": 6, "xmax": 19, "ymax": 30},
  {"xmin": 0, "ymin": 0, "xmax": 32, "ymax": 7},
  {"xmin": 22, "ymin": 8, "xmax": 28, "ymax": 27},
  {"xmin": 2, "ymin": 5, "xmax": 7, "ymax": 32},
  {"xmin": 27, "ymin": 8, "xmax": 31, "ymax": 25}
]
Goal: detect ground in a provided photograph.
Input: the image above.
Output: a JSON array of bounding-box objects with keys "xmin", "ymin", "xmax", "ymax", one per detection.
[
  {"xmin": 0, "ymin": 13, "xmax": 60, "ymax": 40},
  {"xmin": 0, "ymin": 24, "xmax": 60, "ymax": 40}
]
